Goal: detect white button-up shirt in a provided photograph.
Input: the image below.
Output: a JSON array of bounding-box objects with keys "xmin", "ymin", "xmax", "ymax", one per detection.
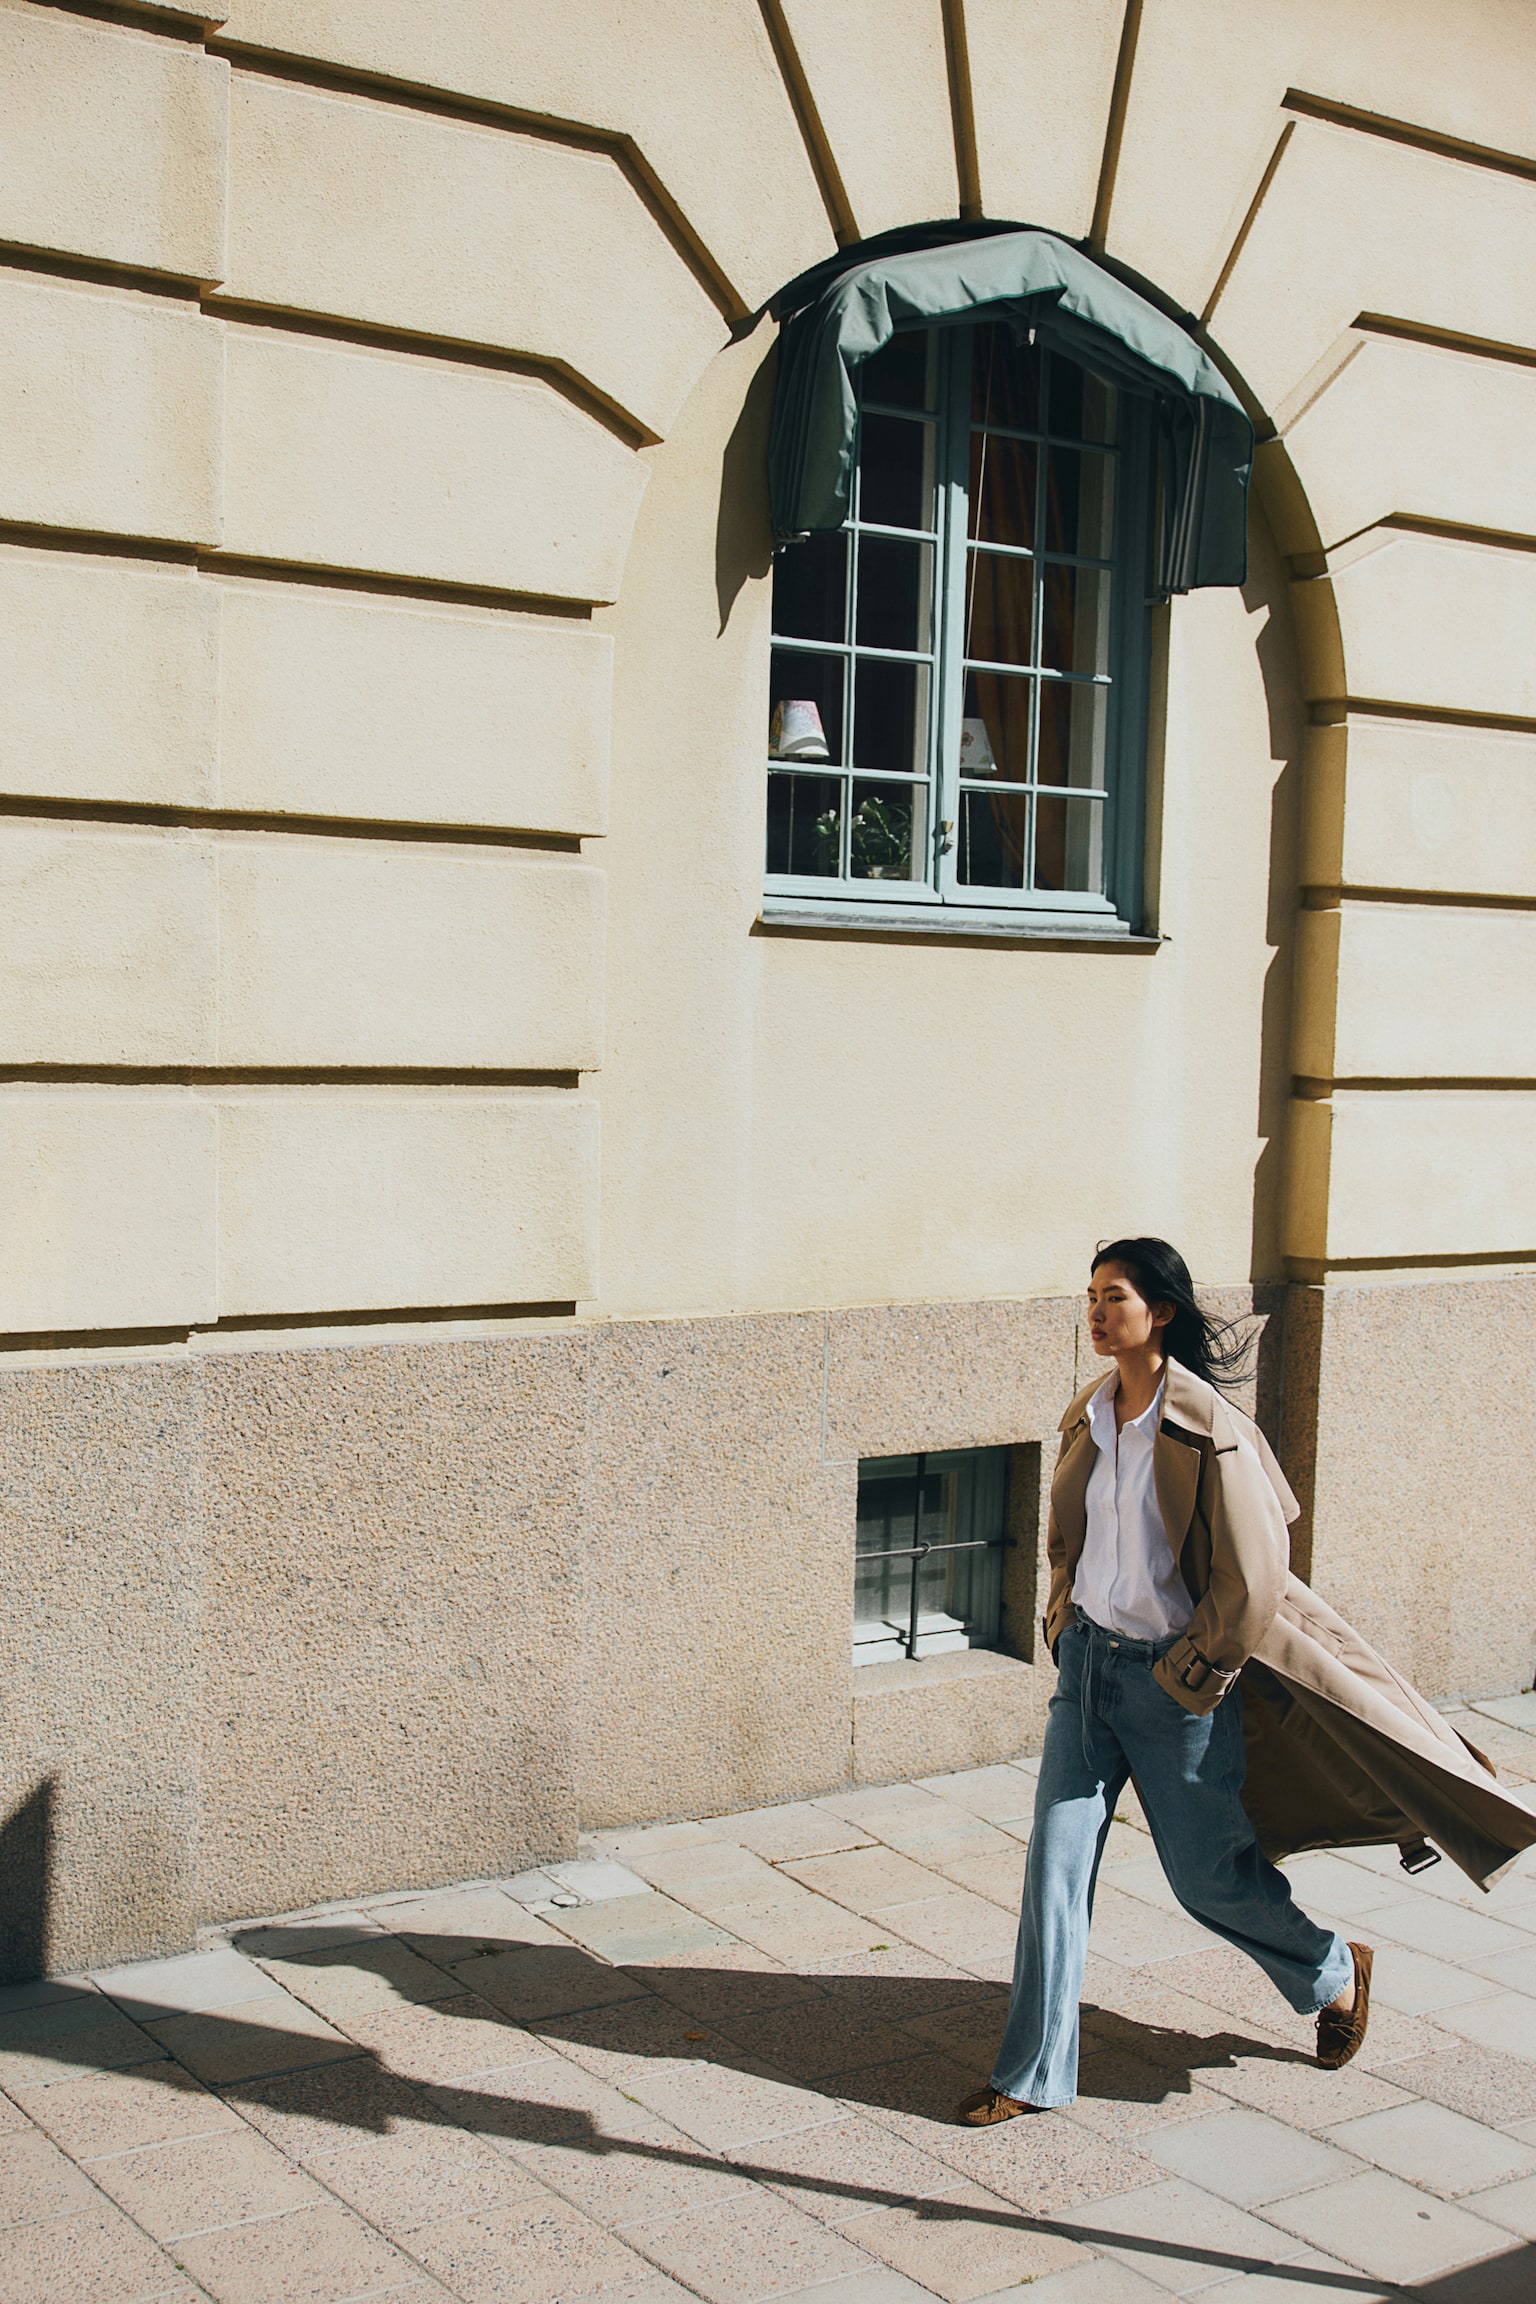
[{"xmin": 1071, "ymin": 1371, "xmax": 1191, "ymax": 1642}]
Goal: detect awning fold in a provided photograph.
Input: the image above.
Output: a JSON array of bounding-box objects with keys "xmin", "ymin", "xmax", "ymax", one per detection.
[{"xmin": 767, "ymin": 227, "xmax": 1254, "ymax": 594}]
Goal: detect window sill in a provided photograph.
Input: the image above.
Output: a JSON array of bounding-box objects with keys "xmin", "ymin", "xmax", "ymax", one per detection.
[
  {"xmin": 757, "ymin": 899, "xmax": 1163, "ymax": 949},
  {"xmin": 850, "ymin": 1645, "xmax": 1033, "ymax": 1692}
]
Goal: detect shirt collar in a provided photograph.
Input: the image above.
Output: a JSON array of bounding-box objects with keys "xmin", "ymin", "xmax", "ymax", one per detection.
[{"xmin": 1087, "ymin": 1369, "xmax": 1165, "ymax": 1444}]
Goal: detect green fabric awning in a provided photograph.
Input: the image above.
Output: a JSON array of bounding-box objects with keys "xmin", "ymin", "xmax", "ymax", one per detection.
[{"xmin": 767, "ymin": 227, "xmax": 1254, "ymax": 594}]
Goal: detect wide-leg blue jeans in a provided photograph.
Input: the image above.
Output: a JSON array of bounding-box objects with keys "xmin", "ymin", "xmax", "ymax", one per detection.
[{"xmin": 991, "ymin": 1613, "xmax": 1352, "ymax": 2107}]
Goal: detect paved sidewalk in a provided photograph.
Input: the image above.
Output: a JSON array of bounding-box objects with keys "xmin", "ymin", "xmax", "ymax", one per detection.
[{"xmin": 6, "ymin": 1698, "xmax": 1536, "ymax": 2303}]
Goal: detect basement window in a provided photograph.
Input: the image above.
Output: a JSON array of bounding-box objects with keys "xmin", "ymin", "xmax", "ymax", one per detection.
[{"xmin": 853, "ymin": 1446, "xmax": 1009, "ymax": 1664}]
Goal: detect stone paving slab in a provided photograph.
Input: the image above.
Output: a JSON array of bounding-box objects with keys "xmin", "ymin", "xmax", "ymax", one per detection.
[{"xmin": 7, "ymin": 1749, "xmax": 1536, "ymax": 2301}]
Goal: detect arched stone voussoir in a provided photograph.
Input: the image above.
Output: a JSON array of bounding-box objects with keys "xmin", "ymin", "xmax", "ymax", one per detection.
[
  {"xmin": 1293, "ymin": 530, "xmax": 1536, "ymax": 724},
  {"xmin": 216, "ymin": 0, "xmax": 834, "ymax": 319},
  {"xmin": 1205, "ymin": 117, "xmax": 1536, "ymax": 424},
  {"xmin": 1278, "ymin": 331, "xmax": 1536, "ymax": 558},
  {"xmin": 223, "ymin": 70, "xmax": 730, "ymax": 445}
]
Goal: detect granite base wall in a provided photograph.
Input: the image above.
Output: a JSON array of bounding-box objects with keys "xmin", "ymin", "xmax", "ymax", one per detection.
[
  {"xmin": 3, "ymin": 1276, "xmax": 1521, "ymax": 1976},
  {"xmin": 575, "ymin": 1294, "xmax": 1079, "ymax": 1829},
  {"xmin": 0, "ymin": 1363, "xmax": 202, "ymax": 1978},
  {"xmin": 1276, "ymin": 1274, "xmax": 1536, "ymax": 1703}
]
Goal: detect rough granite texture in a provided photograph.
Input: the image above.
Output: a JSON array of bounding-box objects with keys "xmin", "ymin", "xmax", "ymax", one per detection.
[
  {"xmin": 577, "ymin": 1314, "xmax": 853, "ymax": 1829},
  {"xmin": 1286, "ymin": 1276, "xmax": 1536, "ymax": 1702},
  {"xmin": 0, "ymin": 1362, "xmax": 203, "ymax": 1976},
  {"xmin": 851, "ymin": 1649, "xmax": 1050, "ymax": 1784},
  {"xmin": 2, "ymin": 1279, "xmax": 1529, "ymax": 1973},
  {"xmin": 197, "ymin": 1337, "xmax": 585, "ymax": 1923}
]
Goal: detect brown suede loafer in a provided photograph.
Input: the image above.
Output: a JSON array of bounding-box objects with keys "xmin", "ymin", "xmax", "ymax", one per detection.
[
  {"xmin": 1316, "ymin": 1942, "xmax": 1373, "ymax": 2069},
  {"xmin": 953, "ymin": 2084, "xmax": 1034, "ymax": 2125}
]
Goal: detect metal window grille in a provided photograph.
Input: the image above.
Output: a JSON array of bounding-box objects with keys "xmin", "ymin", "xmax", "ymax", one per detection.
[{"xmin": 853, "ymin": 1446, "xmax": 1011, "ymax": 1665}]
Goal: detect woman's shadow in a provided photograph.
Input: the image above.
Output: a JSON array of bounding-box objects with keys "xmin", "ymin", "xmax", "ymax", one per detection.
[{"xmin": 19, "ymin": 1924, "xmax": 1533, "ymax": 2299}]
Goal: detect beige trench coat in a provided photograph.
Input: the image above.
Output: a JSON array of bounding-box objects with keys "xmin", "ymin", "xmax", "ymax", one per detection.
[{"xmin": 1043, "ymin": 1357, "xmax": 1536, "ymax": 1889}]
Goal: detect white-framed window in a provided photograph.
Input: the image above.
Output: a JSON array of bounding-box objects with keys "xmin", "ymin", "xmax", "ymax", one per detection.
[
  {"xmin": 766, "ymin": 322, "xmax": 1155, "ymax": 930},
  {"xmin": 853, "ymin": 1446, "xmax": 1009, "ymax": 1666}
]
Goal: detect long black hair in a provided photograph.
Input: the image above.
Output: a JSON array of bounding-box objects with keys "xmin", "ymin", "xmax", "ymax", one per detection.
[{"xmin": 1091, "ymin": 1236, "xmax": 1253, "ymax": 1393}]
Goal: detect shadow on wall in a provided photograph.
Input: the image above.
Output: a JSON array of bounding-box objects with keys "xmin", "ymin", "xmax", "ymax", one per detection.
[
  {"xmin": 0, "ymin": 1778, "xmax": 53, "ymax": 1985},
  {"xmin": 7, "ymin": 1924, "xmax": 1534, "ymax": 2299},
  {"xmin": 1245, "ymin": 517, "xmax": 1309, "ymax": 1295},
  {"xmin": 714, "ymin": 331, "xmax": 776, "ymax": 635}
]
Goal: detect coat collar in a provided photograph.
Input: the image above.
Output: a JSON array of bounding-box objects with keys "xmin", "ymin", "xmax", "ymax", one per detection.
[
  {"xmin": 1053, "ymin": 1356, "xmax": 1240, "ymax": 1567},
  {"xmin": 1057, "ymin": 1355, "xmax": 1237, "ymax": 1453}
]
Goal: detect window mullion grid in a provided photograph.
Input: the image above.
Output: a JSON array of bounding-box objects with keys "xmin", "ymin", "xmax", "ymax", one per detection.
[
  {"xmin": 935, "ymin": 328, "xmax": 972, "ymax": 902},
  {"xmin": 1026, "ymin": 353, "xmax": 1050, "ymax": 889},
  {"xmin": 767, "ymin": 330, "xmax": 1144, "ymax": 919},
  {"xmin": 842, "ymin": 508, "xmax": 857, "ymax": 880}
]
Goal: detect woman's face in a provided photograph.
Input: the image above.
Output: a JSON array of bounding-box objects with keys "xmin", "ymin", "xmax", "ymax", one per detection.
[{"xmin": 1087, "ymin": 1262, "xmax": 1172, "ymax": 1357}]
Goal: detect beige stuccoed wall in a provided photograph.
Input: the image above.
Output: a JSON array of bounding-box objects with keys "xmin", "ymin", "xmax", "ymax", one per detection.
[
  {"xmin": 0, "ymin": 1094, "xmax": 218, "ymax": 1337},
  {"xmin": 592, "ymin": 331, "xmax": 1303, "ymax": 1319},
  {"xmin": 215, "ymin": 586, "xmax": 612, "ymax": 833},
  {"xmin": 964, "ymin": 0, "xmax": 1122, "ymax": 236},
  {"xmin": 0, "ymin": 552, "xmax": 220, "ymax": 809},
  {"xmin": 216, "ymin": 0, "xmax": 829, "ymax": 311},
  {"xmin": 224, "ymin": 71, "xmax": 721, "ymax": 440},
  {"xmin": 0, "ymin": 0, "xmax": 228, "ymax": 281},
  {"xmin": 1110, "ymin": 0, "xmax": 1536, "ymax": 316},
  {"xmin": 777, "ymin": 0, "xmax": 957, "ymax": 238},
  {"xmin": 1301, "ymin": 720, "xmax": 1536, "ymax": 905},
  {"xmin": 1280, "ymin": 336, "xmax": 1536, "ymax": 549},
  {"xmin": 0, "ymin": 273, "xmax": 223, "ymax": 544},
  {"xmin": 1287, "ymin": 1092, "xmax": 1536, "ymax": 1267},
  {"xmin": 220, "ymin": 329, "xmax": 649, "ymax": 600},
  {"xmin": 1294, "ymin": 903, "xmax": 1536, "ymax": 1080}
]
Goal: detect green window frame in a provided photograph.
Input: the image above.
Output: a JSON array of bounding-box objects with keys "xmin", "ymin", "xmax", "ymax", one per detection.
[{"xmin": 766, "ymin": 322, "xmax": 1156, "ymax": 930}]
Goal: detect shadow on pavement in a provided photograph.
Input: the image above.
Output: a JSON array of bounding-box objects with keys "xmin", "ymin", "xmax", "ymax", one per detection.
[{"xmin": 7, "ymin": 1923, "xmax": 1533, "ymax": 2298}]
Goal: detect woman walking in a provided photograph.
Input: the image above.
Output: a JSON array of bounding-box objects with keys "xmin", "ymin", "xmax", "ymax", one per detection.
[{"xmin": 956, "ymin": 1237, "xmax": 1369, "ymax": 2123}]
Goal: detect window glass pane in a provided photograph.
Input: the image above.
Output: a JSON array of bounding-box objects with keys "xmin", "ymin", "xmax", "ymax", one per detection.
[
  {"xmin": 958, "ymin": 787, "xmax": 1028, "ymax": 888},
  {"xmin": 849, "ymin": 778, "xmax": 926, "ymax": 881},
  {"xmin": 855, "ymin": 535, "xmax": 933, "ymax": 653},
  {"xmin": 770, "ymin": 647, "xmax": 843, "ymax": 764},
  {"xmin": 853, "ymin": 1448, "xmax": 1005, "ymax": 1663},
  {"xmin": 1037, "ymin": 679, "xmax": 1107, "ymax": 791},
  {"xmin": 970, "ymin": 321, "xmax": 1041, "ymax": 432},
  {"xmin": 968, "ymin": 432, "xmax": 1036, "ymax": 548},
  {"xmin": 1045, "ymin": 356, "xmax": 1116, "ymax": 444},
  {"xmin": 765, "ymin": 325, "xmax": 1146, "ymax": 916},
  {"xmin": 853, "ymin": 655, "xmax": 928, "ymax": 775},
  {"xmin": 965, "ymin": 551, "xmax": 1033, "ymax": 668},
  {"xmin": 1044, "ymin": 448, "xmax": 1114, "ymax": 558},
  {"xmin": 853, "ymin": 1457, "xmax": 946, "ymax": 1647},
  {"xmin": 766, "ymin": 770, "xmax": 843, "ymax": 876},
  {"xmin": 1041, "ymin": 565, "xmax": 1112, "ymax": 675},
  {"xmin": 1035, "ymin": 792, "xmax": 1105, "ymax": 893},
  {"xmin": 857, "ymin": 413, "xmax": 936, "ymax": 531},
  {"xmin": 962, "ymin": 668, "xmax": 1031, "ymax": 783},
  {"xmin": 859, "ymin": 329, "xmax": 934, "ymax": 412},
  {"xmin": 771, "ymin": 531, "xmax": 847, "ymax": 644}
]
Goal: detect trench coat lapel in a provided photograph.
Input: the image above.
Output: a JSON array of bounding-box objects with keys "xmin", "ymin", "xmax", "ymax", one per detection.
[
  {"xmin": 1152, "ymin": 1433, "xmax": 1200, "ymax": 1567},
  {"xmin": 1050, "ymin": 1420, "xmax": 1096, "ymax": 1587},
  {"xmin": 1152, "ymin": 1355, "xmax": 1237, "ymax": 1564},
  {"xmin": 1053, "ymin": 1357, "xmax": 1215, "ymax": 1576}
]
